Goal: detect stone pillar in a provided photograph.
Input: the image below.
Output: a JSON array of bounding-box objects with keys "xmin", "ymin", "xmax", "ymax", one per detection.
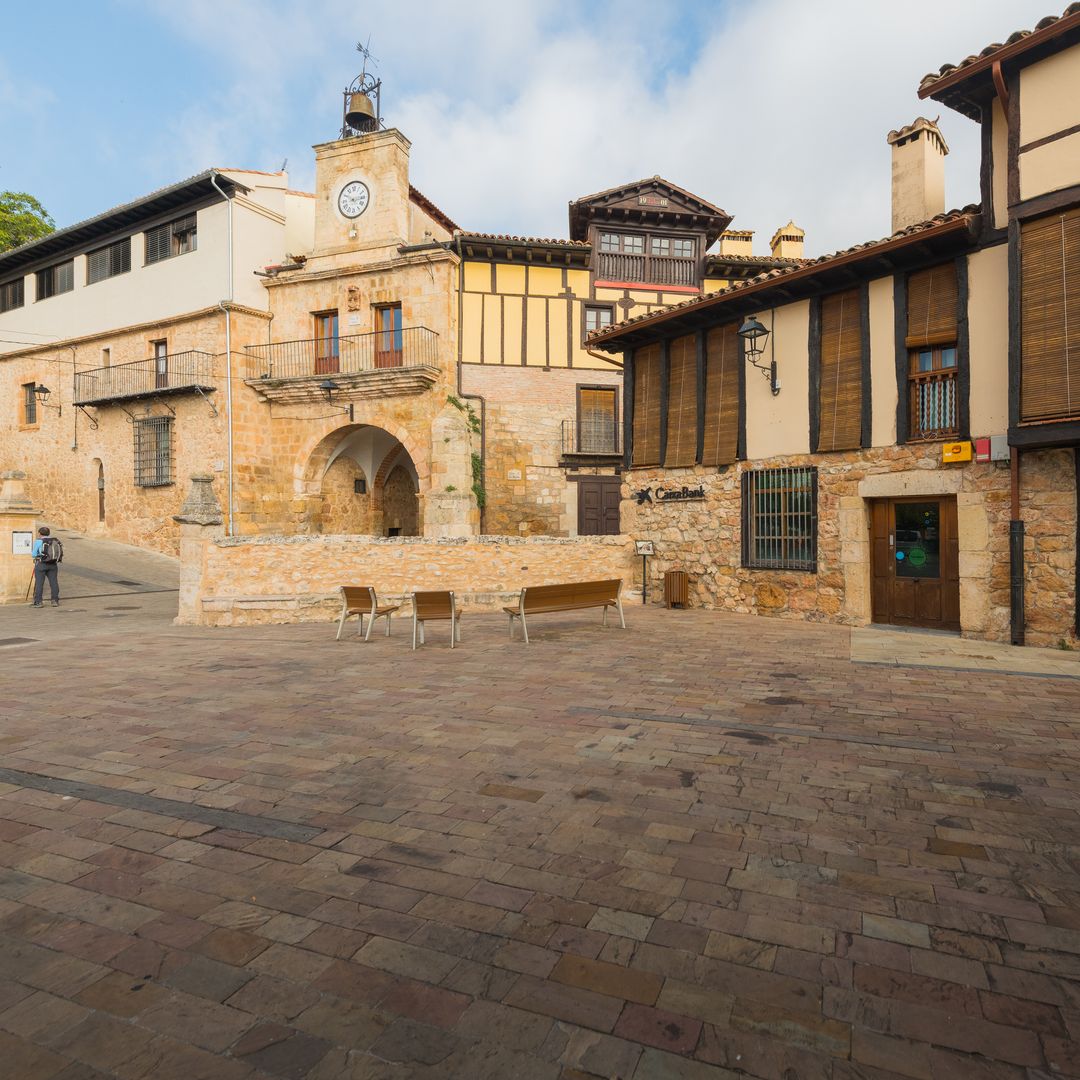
[
  {"xmin": 0, "ymin": 472, "xmax": 40, "ymax": 605},
  {"xmin": 839, "ymin": 496, "xmax": 872, "ymax": 624},
  {"xmin": 173, "ymin": 474, "xmax": 224, "ymax": 625},
  {"xmin": 423, "ymin": 405, "xmax": 480, "ymax": 538},
  {"xmin": 956, "ymin": 492, "xmax": 991, "ymax": 636}
]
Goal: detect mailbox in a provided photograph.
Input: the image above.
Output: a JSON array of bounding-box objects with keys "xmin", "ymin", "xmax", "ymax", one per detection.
[{"xmin": 942, "ymin": 440, "xmax": 972, "ymax": 463}]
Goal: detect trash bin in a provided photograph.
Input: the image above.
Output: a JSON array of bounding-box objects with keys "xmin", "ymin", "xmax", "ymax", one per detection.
[{"xmin": 664, "ymin": 569, "xmax": 688, "ymax": 609}]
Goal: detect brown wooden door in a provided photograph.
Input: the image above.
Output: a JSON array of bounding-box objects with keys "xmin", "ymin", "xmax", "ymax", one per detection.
[
  {"xmin": 579, "ymin": 476, "xmax": 621, "ymax": 536},
  {"xmin": 870, "ymin": 497, "xmax": 959, "ymax": 631}
]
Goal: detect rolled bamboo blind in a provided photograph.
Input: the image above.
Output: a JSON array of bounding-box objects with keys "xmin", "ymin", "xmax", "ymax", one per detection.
[
  {"xmin": 665, "ymin": 334, "xmax": 697, "ymax": 467},
  {"xmin": 817, "ymin": 288, "xmax": 863, "ymax": 451},
  {"xmin": 702, "ymin": 323, "xmax": 740, "ymax": 466},
  {"xmin": 632, "ymin": 343, "xmax": 662, "ymax": 465},
  {"xmin": 906, "ymin": 263, "xmax": 959, "ymax": 348}
]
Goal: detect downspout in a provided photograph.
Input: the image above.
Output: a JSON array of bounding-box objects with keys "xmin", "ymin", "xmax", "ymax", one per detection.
[
  {"xmin": 454, "ymin": 233, "xmax": 487, "ymax": 533},
  {"xmin": 210, "ymin": 171, "xmax": 235, "ymax": 536},
  {"xmin": 1010, "ymin": 446, "xmax": 1024, "ymax": 645}
]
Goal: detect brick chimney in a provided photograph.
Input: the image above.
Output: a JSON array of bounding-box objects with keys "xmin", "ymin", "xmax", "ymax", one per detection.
[
  {"xmin": 719, "ymin": 229, "xmax": 754, "ymax": 256},
  {"xmin": 769, "ymin": 221, "xmax": 804, "ymax": 259},
  {"xmin": 886, "ymin": 117, "xmax": 948, "ymax": 234}
]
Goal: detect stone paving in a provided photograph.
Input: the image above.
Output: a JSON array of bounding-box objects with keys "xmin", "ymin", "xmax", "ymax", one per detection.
[{"xmin": 0, "ymin": 593, "xmax": 1079, "ymax": 1079}]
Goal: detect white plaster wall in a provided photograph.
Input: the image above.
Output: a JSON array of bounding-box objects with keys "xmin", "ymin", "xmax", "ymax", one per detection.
[
  {"xmin": 868, "ymin": 276, "xmax": 897, "ymax": 447},
  {"xmin": 966, "ymin": 244, "xmax": 1009, "ymax": 436},
  {"xmin": 744, "ymin": 299, "xmax": 810, "ymax": 459}
]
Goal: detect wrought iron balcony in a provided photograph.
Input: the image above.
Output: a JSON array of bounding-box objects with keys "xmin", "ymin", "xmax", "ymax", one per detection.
[
  {"xmin": 73, "ymin": 350, "xmax": 216, "ymax": 406},
  {"xmin": 245, "ymin": 326, "xmax": 439, "ymax": 380},
  {"xmin": 561, "ymin": 418, "xmax": 622, "ymax": 458}
]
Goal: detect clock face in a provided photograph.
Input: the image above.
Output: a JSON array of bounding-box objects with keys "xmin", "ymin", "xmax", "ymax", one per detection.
[{"xmin": 338, "ymin": 181, "xmax": 370, "ymax": 219}]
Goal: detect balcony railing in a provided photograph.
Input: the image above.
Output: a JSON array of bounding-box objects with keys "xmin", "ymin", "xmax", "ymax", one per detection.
[
  {"xmin": 245, "ymin": 326, "xmax": 439, "ymax": 380},
  {"xmin": 561, "ymin": 418, "xmax": 622, "ymax": 456},
  {"xmin": 74, "ymin": 350, "xmax": 216, "ymax": 405},
  {"xmin": 596, "ymin": 252, "xmax": 697, "ymax": 288},
  {"xmin": 910, "ymin": 370, "xmax": 959, "ymax": 440}
]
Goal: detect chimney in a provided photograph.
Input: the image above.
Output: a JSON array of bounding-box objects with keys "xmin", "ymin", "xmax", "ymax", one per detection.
[
  {"xmin": 719, "ymin": 229, "xmax": 754, "ymax": 256},
  {"xmin": 887, "ymin": 117, "xmax": 948, "ymax": 234},
  {"xmin": 770, "ymin": 221, "xmax": 805, "ymax": 259}
]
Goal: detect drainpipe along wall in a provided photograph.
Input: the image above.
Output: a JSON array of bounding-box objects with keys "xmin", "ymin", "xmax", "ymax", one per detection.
[{"xmin": 210, "ymin": 172, "xmax": 235, "ymax": 536}]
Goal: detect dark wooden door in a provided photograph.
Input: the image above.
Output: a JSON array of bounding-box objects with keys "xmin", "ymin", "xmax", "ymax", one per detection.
[
  {"xmin": 578, "ymin": 476, "xmax": 621, "ymax": 536},
  {"xmin": 870, "ymin": 497, "xmax": 959, "ymax": 631}
]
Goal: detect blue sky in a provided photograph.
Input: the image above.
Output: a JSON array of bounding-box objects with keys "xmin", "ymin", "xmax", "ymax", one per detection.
[{"xmin": 0, "ymin": 0, "xmax": 1054, "ymax": 255}]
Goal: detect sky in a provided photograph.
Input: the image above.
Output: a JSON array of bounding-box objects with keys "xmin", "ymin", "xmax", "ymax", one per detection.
[{"xmin": 0, "ymin": 0, "xmax": 1055, "ymax": 257}]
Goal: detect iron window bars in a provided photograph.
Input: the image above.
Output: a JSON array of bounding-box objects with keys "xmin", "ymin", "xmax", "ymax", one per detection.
[
  {"xmin": 741, "ymin": 466, "xmax": 818, "ymax": 571},
  {"xmin": 22, "ymin": 383, "xmax": 37, "ymax": 426},
  {"xmin": 133, "ymin": 416, "xmax": 173, "ymax": 487}
]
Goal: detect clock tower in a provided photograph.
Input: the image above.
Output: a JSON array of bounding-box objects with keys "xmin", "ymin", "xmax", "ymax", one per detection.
[{"xmin": 310, "ymin": 127, "xmax": 413, "ymax": 265}]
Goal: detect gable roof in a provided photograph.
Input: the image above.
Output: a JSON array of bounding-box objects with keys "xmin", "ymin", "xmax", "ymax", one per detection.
[
  {"xmin": 588, "ymin": 206, "xmax": 979, "ymax": 351},
  {"xmin": 919, "ymin": 3, "xmax": 1080, "ymax": 119},
  {"xmin": 568, "ymin": 176, "xmax": 732, "ymax": 243},
  {"xmin": 409, "ymin": 185, "xmax": 459, "ymax": 234}
]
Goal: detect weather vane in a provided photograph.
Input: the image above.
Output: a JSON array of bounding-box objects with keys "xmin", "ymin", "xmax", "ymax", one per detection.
[{"xmin": 342, "ymin": 35, "xmax": 382, "ymax": 137}]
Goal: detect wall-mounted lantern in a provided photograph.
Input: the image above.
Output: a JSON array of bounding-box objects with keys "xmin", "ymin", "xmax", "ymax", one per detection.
[
  {"xmin": 738, "ymin": 315, "xmax": 780, "ymax": 396},
  {"xmin": 34, "ymin": 384, "xmax": 62, "ymax": 416},
  {"xmin": 318, "ymin": 379, "xmax": 339, "ymax": 402}
]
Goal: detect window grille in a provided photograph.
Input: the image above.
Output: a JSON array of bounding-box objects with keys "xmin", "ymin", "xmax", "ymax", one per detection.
[
  {"xmin": 145, "ymin": 214, "xmax": 197, "ymax": 264},
  {"xmin": 133, "ymin": 416, "xmax": 173, "ymax": 487},
  {"xmin": 35, "ymin": 260, "xmax": 74, "ymax": 300},
  {"xmin": 741, "ymin": 466, "xmax": 818, "ymax": 571},
  {"xmin": 0, "ymin": 277, "xmax": 24, "ymax": 313},
  {"xmin": 87, "ymin": 238, "xmax": 131, "ymax": 284},
  {"xmin": 22, "ymin": 382, "xmax": 37, "ymax": 425}
]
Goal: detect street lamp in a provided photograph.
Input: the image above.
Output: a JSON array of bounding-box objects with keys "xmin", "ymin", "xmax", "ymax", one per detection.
[
  {"xmin": 738, "ymin": 315, "xmax": 780, "ymax": 396},
  {"xmin": 318, "ymin": 379, "xmax": 339, "ymax": 402},
  {"xmin": 33, "ymin": 384, "xmax": 62, "ymax": 416}
]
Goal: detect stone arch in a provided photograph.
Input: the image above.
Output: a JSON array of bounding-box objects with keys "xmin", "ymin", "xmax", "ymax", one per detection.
[{"xmin": 297, "ymin": 420, "xmax": 428, "ymax": 496}]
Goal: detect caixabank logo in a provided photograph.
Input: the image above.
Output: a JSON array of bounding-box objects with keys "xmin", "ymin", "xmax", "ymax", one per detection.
[{"xmin": 633, "ymin": 485, "xmax": 705, "ymax": 506}]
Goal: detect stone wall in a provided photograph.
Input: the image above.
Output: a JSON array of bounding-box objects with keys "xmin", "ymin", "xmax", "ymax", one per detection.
[
  {"xmin": 462, "ymin": 364, "xmax": 623, "ymax": 536},
  {"xmin": 177, "ymin": 530, "xmax": 637, "ymax": 626},
  {"xmin": 319, "ymin": 456, "xmax": 373, "ymax": 534},
  {"xmin": 622, "ymin": 444, "xmax": 1078, "ymax": 648}
]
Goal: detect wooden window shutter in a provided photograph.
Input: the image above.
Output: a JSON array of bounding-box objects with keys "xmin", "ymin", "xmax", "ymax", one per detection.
[
  {"xmin": 664, "ymin": 334, "xmax": 697, "ymax": 467},
  {"xmin": 906, "ymin": 263, "xmax": 958, "ymax": 348},
  {"xmin": 1021, "ymin": 207, "xmax": 1080, "ymax": 423},
  {"xmin": 702, "ymin": 323, "xmax": 739, "ymax": 466},
  {"xmin": 579, "ymin": 388, "xmax": 613, "ymax": 424},
  {"xmin": 817, "ymin": 288, "xmax": 862, "ymax": 451},
  {"xmin": 632, "ymin": 344, "xmax": 662, "ymax": 465}
]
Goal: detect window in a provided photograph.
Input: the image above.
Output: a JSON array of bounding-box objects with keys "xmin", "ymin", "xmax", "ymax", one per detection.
[
  {"xmin": 374, "ymin": 303, "xmax": 403, "ymax": 368},
  {"xmin": 145, "ymin": 214, "xmax": 197, "ymax": 264},
  {"xmin": 152, "ymin": 339, "xmax": 168, "ymax": 390},
  {"xmin": 651, "ymin": 237, "xmax": 670, "ymax": 256},
  {"xmin": 22, "ymin": 382, "xmax": 37, "ymax": 425},
  {"xmin": 906, "ymin": 263, "xmax": 959, "ymax": 440},
  {"xmin": 600, "ymin": 233, "xmax": 620, "ymax": 253},
  {"xmin": 702, "ymin": 322, "xmax": 740, "ymax": 467},
  {"xmin": 576, "ymin": 386, "xmax": 618, "ymax": 453},
  {"xmin": 741, "ymin": 467, "xmax": 818, "ymax": 571},
  {"xmin": 650, "ymin": 237, "xmax": 695, "ymax": 259},
  {"xmin": 313, "ymin": 311, "xmax": 339, "ymax": 374},
  {"xmin": 133, "ymin": 416, "xmax": 173, "ymax": 487},
  {"xmin": 623, "ymin": 234, "xmax": 644, "ymax": 254},
  {"xmin": 816, "ymin": 288, "xmax": 863, "ymax": 451},
  {"xmin": 87, "ymin": 238, "xmax": 131, "ymax": 284},
  {"xmin": 101, "ymin": 347, "xmax": 111, "ymax": 368},
  {"xmin": 674, "ymin": 238, "xmax": 694, "ymax": 258},
  {"xmin": 584, "ymin": 305, "xmax": 613, "ymax": 336},
  {"xmin": 665, "ymin": 334, "xmax": 697, "ymax": 468},
  {"xmin": 0, "ymin": 278, "xmax": 24, "ymax": 313},
  {"xmin": 1020, "ymin": 206, "xmax": 1080, "ymax": 422},
  {"xmin": 631, "ymin": 343, "xmax": 662, "ymax": 466},
  {"xmin": 35, "ymin": 260, "xmax": 74, "ymax": 300}
]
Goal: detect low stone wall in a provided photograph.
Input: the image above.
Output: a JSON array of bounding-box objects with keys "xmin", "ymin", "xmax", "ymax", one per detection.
[{"xmin": 178, "ymin": 532, "xmax": 638, "ymax": 626}]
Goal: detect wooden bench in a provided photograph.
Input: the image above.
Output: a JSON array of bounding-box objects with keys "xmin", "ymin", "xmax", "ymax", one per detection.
[
  {"xmin": 336, "ymin": 586, "xmax": 400, "ymax": 641},
  {"xmin": 411, "ymin": 590, "xmax": 462, "ymax": 650},
  {"xmin": 504, "ymin": 579, "xmax": 625, "ymax": 644}
]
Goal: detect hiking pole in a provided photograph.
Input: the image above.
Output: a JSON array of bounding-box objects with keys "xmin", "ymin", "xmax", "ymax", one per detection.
[{"xmin": 25, "ymin": 564, "xmax": 35, "ymax": 601}]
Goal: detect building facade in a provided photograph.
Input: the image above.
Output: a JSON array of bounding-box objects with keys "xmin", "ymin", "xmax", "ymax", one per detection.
[{"xmin": 591, "ymin": 7, "xmax": 1080, "ymax": 649}]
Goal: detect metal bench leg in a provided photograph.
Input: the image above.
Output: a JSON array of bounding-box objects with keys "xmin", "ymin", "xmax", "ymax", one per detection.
[
  {"xmin": 336, "ymin": 607, "xmax": 348, "ymax": 641},
  {"xmin": 617, "ymin": 598, "xmax": 626, "ymax": 629},
  {"xmin": 420, "ymin": 622, "xmax": 425, "ymax": 645},
  {"xmin": 364, "ymin": 612, "xmax": 375, "ymax": 642},
  {"xmin": 412, "ymin": 616, "xmax": 419, "ymax": 650},
  {"xmin": 603, "ymin": 605, "xmax": 608, "ymax": 627},
  {"xmin": 521, "ymin": 613, "xmax": 529, "ymax": 645},
  {"xmin": 385, "ymin": 614, "xmax": 392, "ymax": 637}
]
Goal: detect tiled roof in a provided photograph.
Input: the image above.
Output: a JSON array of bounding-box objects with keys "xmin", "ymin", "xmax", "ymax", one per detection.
[
  {"xmin": 569, "ymin": 175, "xmax": 728, "ymax": 219},
  {"xmin": 409, "ymin": 185, "xmax": 459, "ymax": 234},
  {"xmin": 919, "ymin": 4, "xmax": 1080, "ymax": 101},
  {"xmin": 706, "ymin": 253, "xmax": 805, "ymax": 268},
  {"xmin": 589, "ymin": 206, "xmax": 979, "ymax": 347},
  {"xmin": 456, "ymin": 232, "xmax": 590, "ymax": 249}
]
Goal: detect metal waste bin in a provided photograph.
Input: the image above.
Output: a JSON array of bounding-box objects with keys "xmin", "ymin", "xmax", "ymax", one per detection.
[{"xmin": 664, "ymin": 570, "xmax": 689, "ymax": 609}]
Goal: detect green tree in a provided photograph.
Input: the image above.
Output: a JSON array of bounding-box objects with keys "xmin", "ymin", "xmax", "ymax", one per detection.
[{"xmin": 0, "ymin": 192, "xmax": 55, "ymax": 253}]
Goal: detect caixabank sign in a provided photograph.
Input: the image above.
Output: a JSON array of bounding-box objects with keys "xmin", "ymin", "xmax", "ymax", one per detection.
[{"xmin": 633, "ymin": 484, "xmax": 706, "ymax": 506}]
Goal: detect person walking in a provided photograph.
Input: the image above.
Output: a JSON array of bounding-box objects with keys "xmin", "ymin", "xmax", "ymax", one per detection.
[{"xmin": 31, "ymin": 526, "xmax": 62, "ymax": 608}]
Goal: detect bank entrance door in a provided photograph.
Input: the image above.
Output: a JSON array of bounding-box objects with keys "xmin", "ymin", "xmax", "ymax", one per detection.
[{"xmin": 871, "ymin": 496, "xmax": 959, "ymax": 631}]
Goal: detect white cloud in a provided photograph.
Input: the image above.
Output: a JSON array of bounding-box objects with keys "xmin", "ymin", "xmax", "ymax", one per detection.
[{"xmin": 142, "ymin": 0, "xmax": 1053, "ymax": 253}]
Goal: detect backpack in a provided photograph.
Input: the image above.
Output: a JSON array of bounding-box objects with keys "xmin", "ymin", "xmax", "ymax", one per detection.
[{"xmin": 39, "ymin": 537, "xmax": 63, "ymax": 565}]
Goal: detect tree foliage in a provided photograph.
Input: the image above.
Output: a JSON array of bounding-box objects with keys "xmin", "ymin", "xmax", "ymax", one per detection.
[{"xmin": 0, "ymin": 192, "xmax": 55, "ymax": 253}]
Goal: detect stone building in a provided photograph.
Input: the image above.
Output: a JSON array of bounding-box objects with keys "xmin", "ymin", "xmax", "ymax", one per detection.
[
  {"xmin": 0, "ymin": 82, "xmax": 800, "ymax": 554},
  {"xmin": 590, "ymin": 6, "xmax": 1080, "ymax": 648}
]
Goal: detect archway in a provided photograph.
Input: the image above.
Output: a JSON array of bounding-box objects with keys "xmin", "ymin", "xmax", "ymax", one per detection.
[{"xmin": 300, "ymin": 424, "xmax": 420, "ymax": 537}]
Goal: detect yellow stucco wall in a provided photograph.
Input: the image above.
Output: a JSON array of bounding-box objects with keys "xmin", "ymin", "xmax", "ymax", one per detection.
[
  {"xmin": 868, "ymin": 276, "xmax": 897, "ymax": 448},
  {"xmin": 991, "ymin": 99, "xmax": 1008, "ymax": 231},
  {"xmin": 744, "ymin": 300, "xmax": 811, "ymax": 459},
  {"xmin": 1019, "ymin": 41, "xmax": 1080, "ymax": 145},
  {"xmin": 1020, "ymin": 130, "xmax": 1080, "ymax": 202},
  {"xmin": 967, "ymin": 244, "xmax": 1009, "ymax": 436}
]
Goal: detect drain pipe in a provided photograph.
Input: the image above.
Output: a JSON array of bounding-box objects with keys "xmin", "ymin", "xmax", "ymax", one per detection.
[
  {"xmin": 210, "ymin": 171, "xmax": 235, "ymax": 536},
  {"xmin": 1009, "ymin": 446, "xmax": 1024, "ymax": 645},
  {"xmin": 453, "ymin": 234, "xmax": 487, "ymax": 533}
]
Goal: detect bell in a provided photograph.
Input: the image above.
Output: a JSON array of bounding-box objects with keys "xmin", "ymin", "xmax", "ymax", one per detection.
[{"xmin": 345, "ymin": 91, "xmax": 376, "ymax": 131}]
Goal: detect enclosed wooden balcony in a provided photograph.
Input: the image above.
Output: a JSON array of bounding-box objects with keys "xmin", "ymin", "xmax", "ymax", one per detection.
[
  {"xmin": 73, "ymin": 350, "xmax": 216, "ymax": 406},
  {"xmin": 596, "ymin": 252, "xmax": 697, "ymax": 288}
]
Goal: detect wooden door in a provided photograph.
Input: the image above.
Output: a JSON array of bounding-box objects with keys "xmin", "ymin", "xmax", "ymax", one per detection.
[
  {"xmin": 578, "ymin": 476, "xmax": 622, "ymax": 536},
  {"xmin": 375, "ymin": 304, "xmax": 403, "ymax": 368},
  {"xmin": 153, "ymin": 340, "xmax": 168, "ymax": 389},
  {"xmin": 314, "ymin": 312, "xmax": 340, "ymax": 374},
  {"xmin": 870, "ymin": 497, "xmax": 959, "ymax": 631}
]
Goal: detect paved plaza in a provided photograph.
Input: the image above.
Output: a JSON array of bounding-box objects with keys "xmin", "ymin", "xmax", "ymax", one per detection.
[{"xmin": 1, "ymin": 550, "xmax": 1079, "ymax": 1078}]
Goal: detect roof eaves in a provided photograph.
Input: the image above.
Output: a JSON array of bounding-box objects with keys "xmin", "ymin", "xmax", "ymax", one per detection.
[{"xmin": 409, "ymin": 185, "xmax": 459, "ymax": 234}]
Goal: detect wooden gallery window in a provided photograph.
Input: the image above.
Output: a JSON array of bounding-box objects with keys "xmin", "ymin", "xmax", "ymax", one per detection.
[
  {"xmin": 702, "ymin": 323, "xmax": 740, "ymax": 466},
  {"xmin": 665, "ymin": 335, "xmax": 697, "ymax": 467},
  {"xmin": 631, "ymin": 343, "xmax": 662, "ymax": 466},
  {"xmin": 741, "ymin": 466, "xmax": 818, "ymax": 571},
  {"xmin": 1020, "ymin": 206, "xmax": 1080, "ymax": 423},
  {"xmin": 817, "ymin": 288, "xmax": 863, "ymax": 451},
  {"xmin": 906, "ymin": 263, "xmax": 959, "ymax": 440}
]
